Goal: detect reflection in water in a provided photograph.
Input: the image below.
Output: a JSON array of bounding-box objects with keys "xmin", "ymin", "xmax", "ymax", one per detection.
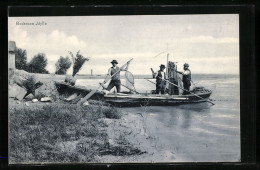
[{"xmin": 181, "ymin": 109, "xmax": 192, "ymax": 129}]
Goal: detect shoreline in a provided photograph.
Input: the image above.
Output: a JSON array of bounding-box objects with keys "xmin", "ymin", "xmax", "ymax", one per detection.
[
  {"xmin": 9, "ymin": 98, "xmax": 173, "ymax": 163},
  {"xmin": 31, "ymin": 72, "xmax": 239, "ymax": 81}
]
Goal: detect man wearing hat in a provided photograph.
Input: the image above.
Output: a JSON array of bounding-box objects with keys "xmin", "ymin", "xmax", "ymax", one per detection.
[
  {"xmin": 153, "ymin": 64, "xmax": 167, "ymax": 94},
  {"xmin": 106, "ymin": 60, "xmax": 122, "ymax": 92},
  {"xmin": 176, "ymin": 63, "xmax": 191, "ymax": 95}
]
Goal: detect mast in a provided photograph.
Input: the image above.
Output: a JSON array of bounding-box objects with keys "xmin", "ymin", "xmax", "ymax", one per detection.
[{"xmin": 166, "ymin": 53, "xmax": 169, "ymax": 77}]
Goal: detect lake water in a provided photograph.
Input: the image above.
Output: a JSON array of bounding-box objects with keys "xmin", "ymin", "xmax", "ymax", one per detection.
[{"xmin": 76, "ymin": 74, "xmax": 240, "ymax": 162}]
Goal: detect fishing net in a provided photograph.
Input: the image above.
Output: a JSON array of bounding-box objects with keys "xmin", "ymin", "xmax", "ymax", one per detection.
[{"xmin": 125, "ymin": 71, "xmax": 135, "ymax": 91}]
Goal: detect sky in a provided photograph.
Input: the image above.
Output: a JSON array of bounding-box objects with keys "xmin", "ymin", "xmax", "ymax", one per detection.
[{"xmin": 8, "ymin": 15, "xmax": 239, "ymax": 75}]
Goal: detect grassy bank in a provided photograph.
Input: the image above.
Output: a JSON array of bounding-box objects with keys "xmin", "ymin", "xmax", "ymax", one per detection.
[{"xmin": 9, "ymin": 101, "xmax": 145, "ymax": 163}]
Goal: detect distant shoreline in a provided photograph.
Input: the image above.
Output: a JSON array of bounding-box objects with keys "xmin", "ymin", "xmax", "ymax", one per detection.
[{"xmin": 32, "ymin": 73, "xmax": 239, "ymax": 81}]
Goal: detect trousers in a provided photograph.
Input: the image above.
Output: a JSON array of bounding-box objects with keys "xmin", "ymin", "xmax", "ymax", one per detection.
[
  {"xmin": 107, "ymin": 80, "xmax": 121, "ymax": 92},
  {"xmin": 183, "ymin": 84, "xmax": 190, "ymax": 95},
  {"xmin": 156, "ymin": 81, "xmax": 166, "ymax": 94}
]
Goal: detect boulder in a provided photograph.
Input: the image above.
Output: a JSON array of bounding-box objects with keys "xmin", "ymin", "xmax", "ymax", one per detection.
[
  {"xmin": 35, "ymin": 81, "xmax": 59, "ymax": 100},
  {"xmin": 9, "ymin": 84, "xmax": 27, "ymax": 100}
]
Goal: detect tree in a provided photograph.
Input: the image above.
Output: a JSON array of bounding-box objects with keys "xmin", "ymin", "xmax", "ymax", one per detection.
[
  {"xmin": 28, "ymin": 53, "xmax": 49, "ymax": 74},
  {"xmin": 14, "ymin": 48, "xmax": 27, "ymax": 70},
  {"xmin": 55, "ymin": 56, "xmax": 72, "ymax": 75},
  {"xmin": 68, "ymin": 51, "xmax": 89, "ymax": 77}
]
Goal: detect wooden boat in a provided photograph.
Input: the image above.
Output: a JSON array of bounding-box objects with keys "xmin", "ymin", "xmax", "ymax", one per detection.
[
  {"xmin": 55, "ymin": 81, "xmax": 212, "ymax": 107},
  {"xmin": 104, "ymin": 88, "xmax": 212, "ymax": 107},
  {"xmin": 55, "ymin": 57, "xmax": 214, "ymax": 107}
]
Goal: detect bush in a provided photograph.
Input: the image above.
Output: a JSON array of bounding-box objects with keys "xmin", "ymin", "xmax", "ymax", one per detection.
[
  {"xmin": 27, "ymin": 53, "xmax": 49, "ymax": 74},
  {"xmin": 14, "ymin": 48, "xmax": 27, "ymax": 70},
  {"xmin": 22, "ymin": 75, "xmax": 37, "ymax": 92},
  {"xmin": 102, "ymin": 106, "xmax": 122, "ymax": 119},
  {"xmin": 68, "ymin": 51, "xmax": 89, "ymax": 77},
  {"xmin": 55, "ymin": 56, "xmax": 72, "ymax": 75}
]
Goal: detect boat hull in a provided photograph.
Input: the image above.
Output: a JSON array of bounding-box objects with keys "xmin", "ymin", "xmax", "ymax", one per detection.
[
  {"xmin": 104, "ymin": 91, "xmax": 212, "ymax": 107},
  {"xmin": 55, "ymin": 81, "xmax": 212, "ymax": 107}
]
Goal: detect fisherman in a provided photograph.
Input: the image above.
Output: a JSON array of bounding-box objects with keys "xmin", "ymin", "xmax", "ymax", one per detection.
[
  {"xmin": 105, "ymin": 60, "xmax": 122, "ymax": 93},
  {"xmin": 153, "ymin": 64, "xmax": 167, "ymax": 94},
  {"xmin": 176, "ymin": 63, "xmax": 191, "ymax": 95}
]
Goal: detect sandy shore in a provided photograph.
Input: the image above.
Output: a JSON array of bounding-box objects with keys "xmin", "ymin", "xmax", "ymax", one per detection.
[{"xmin": 9, "ymin": 97, "xmax": 174, "ymax": 163}]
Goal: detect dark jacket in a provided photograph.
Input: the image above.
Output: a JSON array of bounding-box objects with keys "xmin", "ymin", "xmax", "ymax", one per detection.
[
  {"xmin": 155, "ymin": 70, "xmax": 166, "ymax": 84},
  {"xmin": 182, "ymin": 69, "xmax": 191, "ymax": 86}
]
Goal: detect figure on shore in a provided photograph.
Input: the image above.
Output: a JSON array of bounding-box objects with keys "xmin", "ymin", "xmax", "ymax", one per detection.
[
  {"xmin": 106, "ymin": 60, "xmax": 121, "ymax": 92},
  {"xmin": 176, "ymin": 63, "xmax": 191, "ymax": 95},
  {"xmin": 153, "ymin": 64, "xmax": 167, "ymax": 94}
]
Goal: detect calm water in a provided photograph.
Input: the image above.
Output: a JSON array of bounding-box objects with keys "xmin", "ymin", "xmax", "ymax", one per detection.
[{"xmin": 76, "ymin": 74, "xmax": 240, "ymax": 162}]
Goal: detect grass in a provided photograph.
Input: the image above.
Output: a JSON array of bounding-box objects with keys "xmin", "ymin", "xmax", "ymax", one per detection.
[{"xmin": 9, "ymin": 101, "xmax": 144, "ymax": 163}]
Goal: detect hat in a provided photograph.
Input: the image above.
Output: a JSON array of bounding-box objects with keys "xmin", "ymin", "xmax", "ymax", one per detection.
[
  {"xmin": 184, "ymin": 63, "xmax": 189, "ymax": 67},
  {"xmin": 160, "ymin": 64, "xmax": 166, "ymax": 68},
  {"xmin": 111, "ymin": 60, "xmax": 118, "ymax": 64}
]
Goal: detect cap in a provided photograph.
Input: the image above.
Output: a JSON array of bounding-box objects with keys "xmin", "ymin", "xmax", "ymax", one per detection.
[
  {"xmin": 184, "ymin": 63, "xmax": 189, "ymax": 67},
  {"xmin": 160, "ymin": 64, "xmax": 166, "ymax": 68}
]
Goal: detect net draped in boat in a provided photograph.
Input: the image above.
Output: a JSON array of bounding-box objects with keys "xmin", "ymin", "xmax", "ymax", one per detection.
[{"xmin": 125, "ymin": 71, "xmax": 135, "ymax": 91}]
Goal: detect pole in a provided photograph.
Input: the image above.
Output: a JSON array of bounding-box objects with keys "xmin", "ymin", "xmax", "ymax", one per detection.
[
  {"xmin": 166, "ymin": 53, "xmax": 169, "ymax": 76},
  {"xmin": 144, "ymin": 78, "xmax": 156, "ymax": 85},
  {"xmin": 158, "ymin": 77, "xmax": 215, "ymax": 105}
]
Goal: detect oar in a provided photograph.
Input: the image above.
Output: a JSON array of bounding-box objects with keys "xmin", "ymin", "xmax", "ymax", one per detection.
[
  {"xmin": 157, "ymin": 77, "xmax": 215, "ymax": 105},
  {"xmin": 77, "ymin": 58, "xmax": 133, "ymax": 105}
]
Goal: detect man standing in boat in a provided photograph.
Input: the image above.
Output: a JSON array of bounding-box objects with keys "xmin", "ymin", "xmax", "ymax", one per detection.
[
  {"xmin": 105, "ymin": 60, "xmax": 122, "ymax": 93},
  {"xmin": 176, "ymin": 63, "xmax": 191, "ymax": 95},
  {"xmin": 153, "ymin": 64, "xmax": 167, "ymax": 94}
]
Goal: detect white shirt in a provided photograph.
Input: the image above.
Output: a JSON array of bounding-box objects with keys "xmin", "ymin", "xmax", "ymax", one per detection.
[{"xmin": 183, "ymin": 70, "xmax": 191, "ymax": 75}]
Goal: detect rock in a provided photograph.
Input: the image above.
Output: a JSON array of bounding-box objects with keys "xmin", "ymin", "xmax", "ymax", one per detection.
[
  {"xmin": 16, "ymin": 101, "xmax": 20, "ymax": 104},
  {"xmin": 25, "ymin": 102, "xmax": 29, "ymax": 106},
  {"xmin": 83, "ymin": 101, "xmax": 89, "ymax": 106},
  {"xmin": 9, "ymin": 85, "xmax": 17, "ymax": 98},
  {"xmin": 65, "ymin": 93, "xmax": 78, "ymax": 101},
  {"xmin": 12, "ymin": 75, "xmax": 24, "ymax": 86},
  {"xmin": 9, "ymin": 84, "xmax": 27, "ymax": 100},
  {"xmin": 26, "ymin": 94, "xmax": 34, "ymax": 99},
  {"xmin": 41, "ymin": 97, "xmax": 52, "ymax": 102},
  {"xmin": 32, "ymin": 99, "xmax": 38, "ymax": 103},
  {"xmin": 35, "ymin": 81, "xmax": 59, "ymax": 100},
  {"xmin": 64, "ymin": 75, "xmax": 76, "ymax": 86}
]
